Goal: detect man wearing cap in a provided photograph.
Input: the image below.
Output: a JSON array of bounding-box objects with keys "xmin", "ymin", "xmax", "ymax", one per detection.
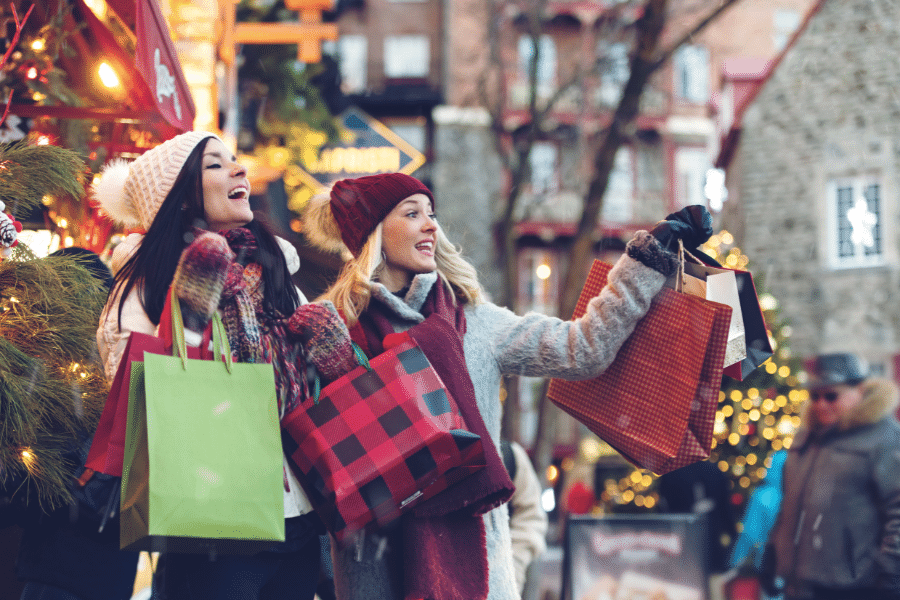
[{"xmin": 767, "ymin": 353, "xmax": 900, "ymax": 600}]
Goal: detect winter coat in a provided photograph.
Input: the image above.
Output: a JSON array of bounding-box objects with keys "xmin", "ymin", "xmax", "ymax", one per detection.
[
  {"xmin": 95, "ymin": 233, "xmax": 314, "ymax": 518},
  {"xmin": 506, "ymin": 440, "xmax": 548, "ymax": 594},
  {"xmin": 769, "ymin": 378, "xmax": 900, "ymax": 598},
  {"xmin": 331, "ymin": 250, "xmax": 666, "ymax": 600},
  {"xmin": 729, "ymin": 449, "xmax": 787, "ymax": 571}
]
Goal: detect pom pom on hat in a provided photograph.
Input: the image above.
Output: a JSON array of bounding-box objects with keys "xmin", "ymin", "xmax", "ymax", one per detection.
[
  {"xmin": 329, "ymin": 173, "xmax": 433, "ymax": 256},
  {"xmin": 303, "ymin": 191, "xmax": 352, "ymax": 257},
  {"xmin": 92, "ymin": 131, "xmax": 223, "ymax": 230},
  {"xmin": 93, "ymin": 159, "xmax": 139, "ymax": 228}
]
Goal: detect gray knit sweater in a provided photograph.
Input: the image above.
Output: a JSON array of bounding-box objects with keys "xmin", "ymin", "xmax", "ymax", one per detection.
[{"xmin": 331, "ymin": 245, "xmax": 667, "ymax": 600}]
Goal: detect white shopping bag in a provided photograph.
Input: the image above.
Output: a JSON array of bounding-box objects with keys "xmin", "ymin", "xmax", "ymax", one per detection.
[{"xmin": 681, "ymin": 261, "xmax": 746, "ymax": 369}]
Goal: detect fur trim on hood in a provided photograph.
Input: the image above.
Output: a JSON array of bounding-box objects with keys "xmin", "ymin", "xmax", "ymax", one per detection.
[{"xmin": 801, "ymin": 377, "xmax": 900, "ymax": 432}]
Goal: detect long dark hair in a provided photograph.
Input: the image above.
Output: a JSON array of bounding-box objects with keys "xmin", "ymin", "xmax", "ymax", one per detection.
[{"xmin": 111, "ymin": 137, "xmax": 299, "ymax": 326}]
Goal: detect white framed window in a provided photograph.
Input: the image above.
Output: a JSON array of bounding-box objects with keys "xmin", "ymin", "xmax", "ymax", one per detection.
[
  {"xmin": 334, "ymin": 35, "xmax": 367, "ymax": 94},
  {"xmin": 517, "ymin": 34, "xmax": 557, "ymax": 89},
  {"xmin": 602, "ymin": 146, "xmax": 633, "ymax": 223},
  {"xmin": 384, "ymin": 35, "xmax": 430, "ymax": 78},
  {"xmin": 529, "ymin": 142, "xmax": 558, "ymax": 195},
  {"xmin": 826, "ymin": 177, "xmax": 885, "ymax": 269},
  {"xmin": 673, "ymin": 44, "xmax": 709, "ymax": 104},
  {"xmin": 597, "ymin": 41, "xmax": 629, "ymax": 106},
  {"xmin": 675, "ymin": 147, "xmax": 711, "ymax": 209},
  {"xmin": 518, "ymin": 248, "xmax": 559, "ymax": 315}
]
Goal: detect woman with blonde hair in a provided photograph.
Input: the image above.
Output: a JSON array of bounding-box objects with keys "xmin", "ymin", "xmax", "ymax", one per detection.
[{"xmin": 304, "ymin": 172, "xmax": 713, "ymax": 600}]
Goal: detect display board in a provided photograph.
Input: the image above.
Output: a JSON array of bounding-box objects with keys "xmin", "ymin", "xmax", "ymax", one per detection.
[{"xmin": 564, "ymin": 514, "xmax": 709, "ymax": 600}]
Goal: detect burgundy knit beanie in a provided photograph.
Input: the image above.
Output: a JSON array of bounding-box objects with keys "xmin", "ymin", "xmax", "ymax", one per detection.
[{"xmin": 329, "ymin": 173, "xmax": 434, "ymax": 256}]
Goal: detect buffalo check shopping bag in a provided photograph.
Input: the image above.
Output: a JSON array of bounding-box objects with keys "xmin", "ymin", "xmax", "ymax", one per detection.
[
  {"xmin": 281, "ymin": 336, "xmax": 486, "ymax": 547},
  {"xmin": 547, "ymin": 260, "xmax": 731, "ymax": 475}
]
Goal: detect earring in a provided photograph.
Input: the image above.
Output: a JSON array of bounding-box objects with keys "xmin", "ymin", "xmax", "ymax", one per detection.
[{"xmin": 381, "ymin": 250, "xmax": 387, "ymax": 263}]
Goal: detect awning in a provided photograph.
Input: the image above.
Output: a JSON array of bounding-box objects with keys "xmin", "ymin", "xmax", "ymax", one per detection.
[{"xmin": 1, "ymin": 0, "xmax": 194, "ymax": 135}]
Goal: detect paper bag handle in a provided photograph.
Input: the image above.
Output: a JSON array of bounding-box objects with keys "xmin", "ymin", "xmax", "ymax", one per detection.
[
  {"xmin": 310, "ymin": 342, "xmax": 370, "ymax": 405},
  {"xmin": 168, "ymin": 287, "xmax": 234, "ymax": 373}
]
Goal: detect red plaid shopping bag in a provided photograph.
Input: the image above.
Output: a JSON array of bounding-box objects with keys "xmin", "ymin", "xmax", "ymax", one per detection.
[
  {"xmin": 547, "ymin": 260, "xmax": 731, "ymax": 475},
  {"xmin": 281, "ymin": 336, "xmax": 486, "ymax": 546}
]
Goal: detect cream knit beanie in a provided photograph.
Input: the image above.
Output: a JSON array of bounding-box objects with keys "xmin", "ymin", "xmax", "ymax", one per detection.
[{"xmin": 93, "ymin": 131, "xmax": 222, "ymax": 230}]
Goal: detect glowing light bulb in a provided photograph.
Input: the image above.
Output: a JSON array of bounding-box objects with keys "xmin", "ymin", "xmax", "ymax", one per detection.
[{"xmin": 98, "ymin": 62, "xmax": 120, "ymax": 88}]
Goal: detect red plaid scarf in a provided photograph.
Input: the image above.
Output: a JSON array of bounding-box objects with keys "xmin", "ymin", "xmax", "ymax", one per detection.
[
  {"xmin": 221, "ymin": 228, "xmax": 307, "ymax": 416},
  {"xmin": 352, "ymin": 280, "xmax": 515, "ymax": 600}
]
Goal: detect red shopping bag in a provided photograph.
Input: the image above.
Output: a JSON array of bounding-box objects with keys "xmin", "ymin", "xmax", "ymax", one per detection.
[
  {"xmin": 281, "ymin": 336, "xmax": 486, "ymax": 547},
  {"xmin": 547, "ymin": 260, "xmax": 731, "ymax": 475},
  {"xmin": 85, "ymin": 292, "xmax": 210, "ymax": 477}
]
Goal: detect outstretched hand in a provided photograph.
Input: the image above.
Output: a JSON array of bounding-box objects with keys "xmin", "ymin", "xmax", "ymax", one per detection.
[{"xmin": 650, "ymin": 205, "xmax": 713, "ymax": 251}]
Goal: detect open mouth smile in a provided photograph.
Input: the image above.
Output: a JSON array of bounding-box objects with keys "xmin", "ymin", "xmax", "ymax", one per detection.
[{"xmin": 228, "ymin": 185, "xmax": 249, "ymax": 200}]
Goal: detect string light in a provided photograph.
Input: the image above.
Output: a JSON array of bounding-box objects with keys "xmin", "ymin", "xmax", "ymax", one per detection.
[{"xmin": 98, "ymin": 62, "xmax": 120, "ymax": 88}]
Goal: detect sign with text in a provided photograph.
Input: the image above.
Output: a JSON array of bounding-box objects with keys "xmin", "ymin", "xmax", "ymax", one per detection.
[
  {"xmin": 294, "ymin": 107, "xmax": 426, "ymax": 191},
  {"xmin": 564, "ymin": 514, "xmax": 709, "ymax": 600}
]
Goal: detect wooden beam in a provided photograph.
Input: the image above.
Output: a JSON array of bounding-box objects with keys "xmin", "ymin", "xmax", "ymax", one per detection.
[{"xmin": 233, "ymin": 21, "xmax": 337, "ymax": 62}]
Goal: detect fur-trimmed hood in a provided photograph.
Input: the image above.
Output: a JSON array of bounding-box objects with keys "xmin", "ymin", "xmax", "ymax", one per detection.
[{"xmin": 798, "ymin": 377, "xmax": 899, "ymax": 436}]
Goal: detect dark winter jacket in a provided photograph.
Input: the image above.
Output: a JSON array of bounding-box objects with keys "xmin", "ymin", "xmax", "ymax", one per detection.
[{"xmin": 769, "ymin": 378, "xmax": 900, "ymax": 598}]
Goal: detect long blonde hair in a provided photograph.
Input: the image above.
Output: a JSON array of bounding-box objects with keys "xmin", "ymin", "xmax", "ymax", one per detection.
[{"xmin": 321, "ymin": 222, "xmax": 484, "ymax": 326}]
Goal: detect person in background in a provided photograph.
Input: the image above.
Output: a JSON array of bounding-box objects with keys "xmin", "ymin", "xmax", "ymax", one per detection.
[
  {"xmin": 302, "ymin": 171, "xmax": 714, "ymax": 600},
  {"xmin": 14, "ymin": 248, "xmax": 140, "ymax": 600},
  {"xmin": 767, "ymin": 353, "xmax": 900, "ymax": 600},
  {"xmin": 729, "ymin": 449, "xmax": 787, "ymax": 600},
  {"xmin": 500, "ymin": 439, "xmax": 548, "ymax": 595},
  {"xmin": 92, "ymin": 131, "xmax": 345, "ymax": 600}
]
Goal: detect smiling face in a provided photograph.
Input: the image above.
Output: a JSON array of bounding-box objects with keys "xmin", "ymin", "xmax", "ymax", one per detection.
[
  {"xmin": 379, "ymin": 194, "xmax": 437, "ymax": 291},
  {"xmin": 201, "ymin": 138, "xmax": 253, "ymax": 232},
  {"xmin": 810, "ymin": 383, "xmax": 863, "ymax": 429}
]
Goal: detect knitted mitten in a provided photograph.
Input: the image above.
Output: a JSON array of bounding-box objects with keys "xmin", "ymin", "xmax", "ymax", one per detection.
[
  {"xmin": 172, "ymin": 232, "xmax": 235, "ymax": 332},
  {"xmin": 286, "ymin": 301, "xmax": 357, "ymax": 382},
  {"xmin": 626, "ymin": 230, "xmax": 679, "ymax": 277}
]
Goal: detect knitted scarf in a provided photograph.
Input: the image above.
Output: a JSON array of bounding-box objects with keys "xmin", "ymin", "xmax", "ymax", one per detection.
[
  {"xmin": 352, "ymin": 280, "xmax": 515, "ymax": 600},
  {"xmin": 220, "ymin": 228, "xmax": 306, "ymax": 416}
]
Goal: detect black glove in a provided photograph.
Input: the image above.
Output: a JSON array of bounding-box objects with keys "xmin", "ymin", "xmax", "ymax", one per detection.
[
  {"xmin": 650, "ymin": 205, "xmax": 713, "ymax": 251},
  {"xmin": 876, "ymin": 575, "xmax": 900, "ymax": 600},
  {"xmin": 758, "ymin": 543, "xmax": 782, "ymax": 598}
]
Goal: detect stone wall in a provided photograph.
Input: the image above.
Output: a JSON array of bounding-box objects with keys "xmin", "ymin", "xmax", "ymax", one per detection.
[
  {"xmin": 431, "ymin": 106, "xmax": 505, "ymax": 302},
  {"xmin": 728, "ymin": 0, "xmax": 900, "ymax": 369}
]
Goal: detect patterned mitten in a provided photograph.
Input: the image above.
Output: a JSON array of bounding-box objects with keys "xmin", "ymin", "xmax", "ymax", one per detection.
[
  {"xmin": 626, "ymin": 231, "xmax": 679, "ymax": 277},
  {"xmin": 172, "ymin": 232, "xmax": 235, "ymax": 332},
  {"xmin": 286, "ymin": 300, "xmax": 357, "ymax": 382}
]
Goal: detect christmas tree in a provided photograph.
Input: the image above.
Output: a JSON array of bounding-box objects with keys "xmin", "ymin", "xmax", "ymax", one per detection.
[{"xmin": 0, "ymin": 137, "xmax": 109, "ymax": 510}]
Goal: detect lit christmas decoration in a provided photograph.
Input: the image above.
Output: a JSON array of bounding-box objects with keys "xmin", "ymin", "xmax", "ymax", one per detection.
[{"xmin": 847, "ymin": 195, "xmax": 877, "ymax": 248}]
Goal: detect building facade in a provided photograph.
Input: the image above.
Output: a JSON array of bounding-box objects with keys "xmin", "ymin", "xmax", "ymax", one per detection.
[{"xmin": 717, "ymin": 0, "xmax": 900, "ymax": 376}]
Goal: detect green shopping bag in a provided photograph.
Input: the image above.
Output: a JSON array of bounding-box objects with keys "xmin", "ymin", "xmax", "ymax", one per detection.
[{"xmin": 120, "ymin": 291, "xmax": 285, "ymax": 554}]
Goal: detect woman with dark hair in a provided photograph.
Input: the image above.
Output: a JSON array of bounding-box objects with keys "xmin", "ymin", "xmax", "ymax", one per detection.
[{"xmin": 93, "ymin": 131, "xmax": 342, "ymax": 600}]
